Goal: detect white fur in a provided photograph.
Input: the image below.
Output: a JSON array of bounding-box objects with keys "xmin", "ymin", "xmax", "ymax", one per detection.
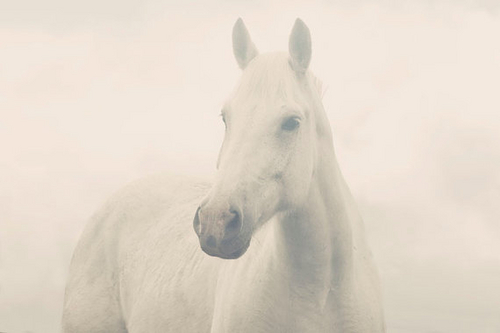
[{"xmin": 63, "ymin": 20, "xmax": 385, "ymax": 333}]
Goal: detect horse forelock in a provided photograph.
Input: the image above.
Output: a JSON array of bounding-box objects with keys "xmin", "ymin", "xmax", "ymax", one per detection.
[{"xmin": 231, "ymin": 52, "xmax": 324, "ymax": 111}]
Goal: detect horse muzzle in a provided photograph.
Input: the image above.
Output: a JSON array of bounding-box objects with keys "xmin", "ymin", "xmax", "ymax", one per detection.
[{"xmin": 193, "ymin": 205, "xmax": 250, "ymax": 259}]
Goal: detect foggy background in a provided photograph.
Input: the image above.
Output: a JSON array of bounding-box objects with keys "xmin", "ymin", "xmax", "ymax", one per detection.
[{"xmin": 1, "ymin": 0, "xmax": 499, "ymax": 332}]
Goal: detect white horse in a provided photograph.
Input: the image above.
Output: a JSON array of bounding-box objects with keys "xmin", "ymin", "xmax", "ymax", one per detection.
[{"xmin": 62, "ymin": 18, "xmax": 385, "ymax": 333}]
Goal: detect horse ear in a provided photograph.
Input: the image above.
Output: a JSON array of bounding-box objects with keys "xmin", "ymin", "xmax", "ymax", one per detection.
[
  {"xmin": 288, "ymin": 18, "xmax": 312, "ymax": 74},
  {"xmin": 232, "ymin": 18, "xmax": 259, "ymax": 70}
]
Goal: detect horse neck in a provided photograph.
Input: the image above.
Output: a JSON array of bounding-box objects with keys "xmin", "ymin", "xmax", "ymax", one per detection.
[{"xmin": 276, "ymin": 110, "xmax": 355, "ymax": 294}]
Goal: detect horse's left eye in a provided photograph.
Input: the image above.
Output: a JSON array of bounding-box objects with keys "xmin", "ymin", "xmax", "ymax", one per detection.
[{"xmin": 281, "ymin": 117, "xmax": 300, "ymax": 131}]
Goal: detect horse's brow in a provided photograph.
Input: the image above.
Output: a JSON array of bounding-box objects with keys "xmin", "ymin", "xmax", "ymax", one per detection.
[{"xmin": 280, "ymin": 104, "xmax": 305, "ymax": 118}]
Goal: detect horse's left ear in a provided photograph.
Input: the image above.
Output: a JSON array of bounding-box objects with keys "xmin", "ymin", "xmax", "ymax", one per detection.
[{"xmin": 289, "ymin": 18, "xmax": 312, "ymax": 74}]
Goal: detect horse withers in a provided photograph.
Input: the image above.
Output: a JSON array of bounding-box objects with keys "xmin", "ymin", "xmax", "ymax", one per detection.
[{"xmin": 62, "ymin": 18, "xmax": 385, "ymax": 333}]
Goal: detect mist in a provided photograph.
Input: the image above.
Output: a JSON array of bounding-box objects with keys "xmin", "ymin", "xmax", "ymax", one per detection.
[{"xmin": 1, "ymin": 1, "xmax": 499, "ymax": 332}]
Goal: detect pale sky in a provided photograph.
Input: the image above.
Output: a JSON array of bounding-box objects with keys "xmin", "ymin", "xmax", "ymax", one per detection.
[{"xmin": 1, "ymin": 1, "xmax": 499, "ymax": 332}]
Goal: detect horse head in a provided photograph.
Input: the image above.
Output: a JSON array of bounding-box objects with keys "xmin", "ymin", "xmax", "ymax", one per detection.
[{"xmin": 194, "ymin": 18, "xmax": 326, "ymax": 259}]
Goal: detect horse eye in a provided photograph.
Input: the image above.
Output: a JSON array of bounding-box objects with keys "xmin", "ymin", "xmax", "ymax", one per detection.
[{"xmin": 281, "ymin": 117, "xmax": 300, "ymax": 131}]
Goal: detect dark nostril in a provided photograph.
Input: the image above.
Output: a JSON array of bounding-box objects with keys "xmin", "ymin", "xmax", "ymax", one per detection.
[
  {"xmin": 193, "ymin": 207, "xmax": 201, "ymax": 235},
  {"xmin": 205, "ymin": 235, "xmax": 217, "ymax": 248},
  {"xmin": 224, "ymin": 210, "xmax": 241, "ymax": 238}
]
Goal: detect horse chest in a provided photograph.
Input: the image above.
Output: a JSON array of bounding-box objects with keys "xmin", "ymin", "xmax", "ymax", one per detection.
[{"xmin": 208, "ymin": 239, "xmax": 332, "ymax": 332}]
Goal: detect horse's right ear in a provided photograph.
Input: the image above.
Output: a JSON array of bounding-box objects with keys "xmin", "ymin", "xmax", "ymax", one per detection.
[{"xmin": 232, "ymin": 18, "xmax": 259, "ymax": 70}]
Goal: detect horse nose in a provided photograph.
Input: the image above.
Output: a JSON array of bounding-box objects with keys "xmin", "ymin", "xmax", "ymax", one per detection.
[
  {"xmin": 193, "ymin": 204, "xmax": 243, "ymax": 252},
  {"xmin": 204, "ymin": 235, "xmax": 217, "ymax": 248},
  {"xmin": 224, "ymin": 209, "xmax": 242, "ymax": 238}
]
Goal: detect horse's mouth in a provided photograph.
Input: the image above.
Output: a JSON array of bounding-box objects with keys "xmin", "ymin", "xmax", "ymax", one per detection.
[{"xmin": 201, "ymin": 238, "xmax": 251, "ymax": 260}]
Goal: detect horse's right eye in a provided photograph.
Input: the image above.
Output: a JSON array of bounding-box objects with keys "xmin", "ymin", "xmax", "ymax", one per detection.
[{"xmin": 281, "ymin": 117, "xmax": 300, "ymax": 131}]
